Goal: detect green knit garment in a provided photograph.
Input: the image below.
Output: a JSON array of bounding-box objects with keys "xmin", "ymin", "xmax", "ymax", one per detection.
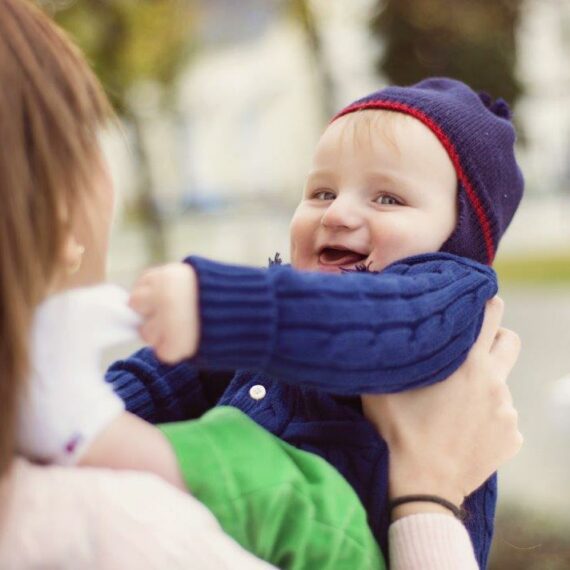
[{"xmin": 160, "ymin": 407, "xmax": 385, "ymax": 570}]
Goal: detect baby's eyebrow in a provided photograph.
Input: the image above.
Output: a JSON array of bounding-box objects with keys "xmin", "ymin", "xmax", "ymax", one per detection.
[
  {"xmin": 366, "ymin": 170, "xmax": 405, "ymax": 187},
  {"xmin": 368, "ymin": 171, "xmax": 424, "ymax": 197},
  {"xmin": 304, "ymin": 170, "xmax": 336, "ymax": 190},
  {"xmin": 305, "ymin": 168, "xmax": 417, "ymax": 195},
  {"xmin": 306, "ymin": 168, "xmax": 334, "ymax": 180}
]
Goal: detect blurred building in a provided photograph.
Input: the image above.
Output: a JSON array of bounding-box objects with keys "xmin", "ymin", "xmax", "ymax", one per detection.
[
  {"xmin": 173, "ymin": 0, "xmax": 378, "ymax": 207},
  {"xmin": 105, "ymin": 0, "xmax": 570, "ymax": 257},
  {"xmin": 516, "ymin": 0, "xmax": 570, "ymax": 196},
  {"xmin": 139, "ymin": 0, "xmax": 570, "ymax": 200},
  {"xmin": 176, "ymin": 18, "xmax": 322, "ymax": 204}
]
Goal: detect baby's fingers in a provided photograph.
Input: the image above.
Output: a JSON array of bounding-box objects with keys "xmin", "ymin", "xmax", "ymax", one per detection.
[
  {"xmin": 154, "ymin": 337, "xmax": 184, "ymax": 365},
  {"xmin": 139, "ymin": 316, "xmax": 162, "ymax": 348},
  {"xmin": 129, "ymin": 284, "xmax": 155, "ymax": 317}
]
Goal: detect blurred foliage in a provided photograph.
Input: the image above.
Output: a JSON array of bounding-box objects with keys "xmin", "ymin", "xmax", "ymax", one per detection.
[
  {"xmin": 287, "ymin": 0, "xmax": 336, "ymax": 122},
  {"xmin": 44, "ymin": 0, "xmax": 197, "ymax": 113},
  {"xmin": 491, "ymin": 505, "xmax": 570, "ymax": 569},
  {"xmin": 372, "ymin": 0, "xmax": 523, "ymax": 105},
  {"xmin": 495, "ymin": 251, "xmax": 570, "ymax": 284},
  {"xmin": 40, "ymin": 0, "xmax": 199, "ymax": 262}
]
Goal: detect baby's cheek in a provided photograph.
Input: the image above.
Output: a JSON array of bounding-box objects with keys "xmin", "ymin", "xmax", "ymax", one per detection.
[
  {"xmin": 370, "ymin": 223, "xmax": 417, "ymax": 266},
  {"xmin": 289, "ymin": 219, "xmax": 315, "ymax": 268},
  {"xmin": 289, "ymin": 236, "xmax": 308, "ymax": 269}
]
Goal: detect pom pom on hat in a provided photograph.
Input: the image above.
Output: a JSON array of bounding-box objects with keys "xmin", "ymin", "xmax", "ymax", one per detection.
[{"xmin": 478, "ymin": 92, "xmax": 512, "ymax": 120}]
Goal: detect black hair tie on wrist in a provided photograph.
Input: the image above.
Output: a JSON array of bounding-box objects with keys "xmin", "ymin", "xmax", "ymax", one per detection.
[{"xmin": 389, "ymin": 494, "xmax": 465, "ymax": 519}]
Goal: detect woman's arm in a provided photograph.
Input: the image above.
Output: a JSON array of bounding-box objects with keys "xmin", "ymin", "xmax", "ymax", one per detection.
[{"xmin": 364, "ymin": 297, "xmax": 523, "ymax": 569}]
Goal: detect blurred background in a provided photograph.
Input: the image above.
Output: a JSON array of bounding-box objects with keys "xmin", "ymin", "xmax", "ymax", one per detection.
[{"xmin": 42, "ymin": 0, "xmax": 570, "ymax": 567}]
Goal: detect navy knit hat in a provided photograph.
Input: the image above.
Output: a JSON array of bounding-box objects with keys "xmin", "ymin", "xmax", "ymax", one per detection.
[{"xmin": 332, "ymin": 77, "xmax": 524, "ymax": 265}]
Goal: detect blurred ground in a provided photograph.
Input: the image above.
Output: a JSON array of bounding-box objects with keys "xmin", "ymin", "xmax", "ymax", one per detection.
[
  {"xmin": 489, "ymin": 286, "xmax": 570, "ymax": 569},
  {"xmin": 499, "ymin": 285, "xmax": 570, "ymax": 520}
]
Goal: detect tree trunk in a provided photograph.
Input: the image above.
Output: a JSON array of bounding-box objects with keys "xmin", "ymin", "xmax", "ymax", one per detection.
[
  {"xmin": 128, "ymin": 111, "xmax": 168, "ymax": 264},
  {"xmin": 291, "ymin": 0, "xmax": 337, "ymax": 123}
]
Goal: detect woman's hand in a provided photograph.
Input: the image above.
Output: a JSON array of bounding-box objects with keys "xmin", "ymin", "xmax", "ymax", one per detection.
[
  {"xmin": 129, "ymin": 262, "xmax": 200, "ymax": 364},
  {"xmin": 361, "ymin": 296, "xmax": 523, "ymax": 515}
]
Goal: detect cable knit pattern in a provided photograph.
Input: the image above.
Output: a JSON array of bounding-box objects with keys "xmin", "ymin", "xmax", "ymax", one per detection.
[
  {"xmin": 107, "ymin": 252, "xmax": 498, "ymax": 569},
  {"xmin": 191, "ymin": 252, "xmax": 496, "ymax": 394},
  {"xmin": 107, "ymin": 356, "xmax": 232, "ymax": 423}
]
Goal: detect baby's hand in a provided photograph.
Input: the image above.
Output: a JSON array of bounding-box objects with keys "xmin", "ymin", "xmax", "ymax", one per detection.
[{"xmin": 129, "ymin": 262, "xmax": 199, "ymax": 364}]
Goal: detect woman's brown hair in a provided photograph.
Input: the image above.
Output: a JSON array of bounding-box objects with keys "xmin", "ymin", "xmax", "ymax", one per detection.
[{"xmin": 0, "ymin": 0, "xmax": 112, "ymax": 477}]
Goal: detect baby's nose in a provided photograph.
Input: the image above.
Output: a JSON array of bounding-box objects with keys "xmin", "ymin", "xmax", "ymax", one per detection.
[{"xmin": 320, "ymin": 197, "xmax": 363, "ymax": 230}]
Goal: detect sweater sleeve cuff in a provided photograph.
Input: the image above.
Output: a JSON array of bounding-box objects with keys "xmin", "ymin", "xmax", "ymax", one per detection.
[
  {"xmin": 389, "ymin": 513, "xmax": 479, "ymax": 570},
  {"xmin": 186, "ymin": 256, "xmax": 277, "ymax": 370}
]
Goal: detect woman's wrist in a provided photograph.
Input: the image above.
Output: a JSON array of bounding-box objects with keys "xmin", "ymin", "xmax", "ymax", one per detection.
[
  {"xmin": 390, "ymin": 500, "xmax": 455, "ymax": 521},
  {"xmin": 389, "ymin": 477, "xmax": 464, "ymax": 508},
  {"xmin": 388, "ymin": 454, "xmax": 464, "ymax": 521}
]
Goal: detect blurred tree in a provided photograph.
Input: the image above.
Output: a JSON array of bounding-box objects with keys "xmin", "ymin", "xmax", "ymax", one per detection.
[
  {"xmin": 41, "ymin": 0, "xmax": 197, "ymax": 262},
  {"xmin": 288, "ymin": 0, "xmax": 336, "ymax": 123},
  {"xmin": 372, "ymin": 0, "xmax": 523, "ymax": 106}
]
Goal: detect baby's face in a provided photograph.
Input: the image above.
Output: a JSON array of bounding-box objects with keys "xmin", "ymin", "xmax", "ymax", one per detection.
[{"xmin": 290, "ymin": 110, "xmax": 458, "ymax": 273}]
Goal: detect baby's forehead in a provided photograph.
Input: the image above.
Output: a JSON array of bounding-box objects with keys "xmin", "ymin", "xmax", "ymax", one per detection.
[
  {"xmin": 329, "ymin": 109, "xmax": 416, "ymax": 152},
  {"xmin": 319, "ymin": 109, "xmax": 459, "ymax": 178},
  {"xmin": 310, "ymin": 108, "xmax": 458, "ymax": 193}
]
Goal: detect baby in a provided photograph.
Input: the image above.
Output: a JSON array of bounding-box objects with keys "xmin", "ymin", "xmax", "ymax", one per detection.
[{"xmin": 108, "ymin": 78, "xmax": 524, "ymax": 568}]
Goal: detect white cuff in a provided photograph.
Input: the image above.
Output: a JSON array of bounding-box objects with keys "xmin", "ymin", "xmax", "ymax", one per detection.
[
  {"xmin": 389, "ymin": 513, "xmax": 479, "ymax": 570},
  {"xmin": 17, "ymin": 284, "xmax": 140, "ymax": 465}
]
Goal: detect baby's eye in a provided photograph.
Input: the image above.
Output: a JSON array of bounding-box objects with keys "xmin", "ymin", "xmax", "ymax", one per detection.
[
  {"xmin": 375, "ymin": 194, "xmax": 402, "ymax": 206},
  {"xmin": 313, "ymin": 190, "xmax": 336, "ymax": 201}
]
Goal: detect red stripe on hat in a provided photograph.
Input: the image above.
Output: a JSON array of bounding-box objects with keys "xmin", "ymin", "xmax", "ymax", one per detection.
[{"xmin": 333, "ymin": 101, "xmax": 496, "ymax": 264}]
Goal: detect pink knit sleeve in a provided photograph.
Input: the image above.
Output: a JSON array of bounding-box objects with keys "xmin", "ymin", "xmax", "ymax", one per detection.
[
  {"xmin": 0, "ymin": 459, "xmax": 275, "ymax": 570},
  {"xmin": 389, "ymin": 513, "xmax": 479, "ymax": 570}
]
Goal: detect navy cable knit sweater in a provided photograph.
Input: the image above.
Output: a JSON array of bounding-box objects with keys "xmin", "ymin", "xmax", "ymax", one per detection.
[{"xmin": 106, "ymin": 252, "xmax": 498, "ymax": 568}]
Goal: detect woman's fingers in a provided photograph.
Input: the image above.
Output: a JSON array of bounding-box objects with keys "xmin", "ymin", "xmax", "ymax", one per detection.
[
  {"xmin": 487, "ymin": 326, "xmax": 523, "ymax": 460},
  {"xmin": 475, "ymin": 296, "xmax": 505, "ymax": 354},
  {"xmin": 489, "ymin": 327, "xmax": 521, "ymax": 380}
]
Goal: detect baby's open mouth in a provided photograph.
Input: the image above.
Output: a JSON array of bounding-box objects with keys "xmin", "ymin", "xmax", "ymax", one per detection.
[{"xmin": 319, "ymin": 247, "xmax": 368, "ymax": 267}]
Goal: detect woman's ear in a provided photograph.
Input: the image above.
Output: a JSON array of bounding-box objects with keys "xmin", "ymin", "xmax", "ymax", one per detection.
[
  {"xmin": 49, "ymin": 233, "xmax": 86, "ymax": 294},
  {"xmin": 62, "ymin": 234, "xmax": 85, "ymax": 277}
]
